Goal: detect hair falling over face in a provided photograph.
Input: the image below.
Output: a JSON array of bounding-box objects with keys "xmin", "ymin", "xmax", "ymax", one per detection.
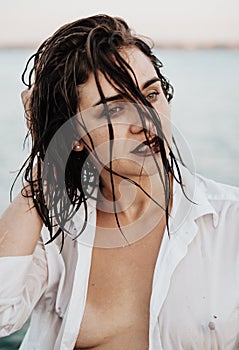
[{"xmin": 16, "ymin": 14, "xmax": 186, "ymax": 249}]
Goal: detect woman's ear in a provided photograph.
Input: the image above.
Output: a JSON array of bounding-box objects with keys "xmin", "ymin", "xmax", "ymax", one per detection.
[{"xmin": 72, "ymin": 140, "xmax": 84, "ymax": 152}]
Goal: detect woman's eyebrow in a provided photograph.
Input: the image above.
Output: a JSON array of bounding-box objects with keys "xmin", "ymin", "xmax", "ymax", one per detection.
[
  {"xmin": 92, "ymin": 77, "xmax": 160, "ymax": 107},
  {"xmin": 93, "ymin": 94, "xmax": 123, "ymax": 107},
  {"xmin": 141, "ymin": 77, "xmax": 160, "ymax": 90}
]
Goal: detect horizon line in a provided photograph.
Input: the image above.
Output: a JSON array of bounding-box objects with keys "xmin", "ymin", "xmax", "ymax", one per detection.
[{"xmin": 1, "ymin": 41, "xmax": 239, "ymax": 50}]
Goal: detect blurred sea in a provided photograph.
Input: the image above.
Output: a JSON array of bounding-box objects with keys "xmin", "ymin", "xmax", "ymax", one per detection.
[{"xmin": 0, "ymin": 48, "xmax": 239, "ymax": 348}]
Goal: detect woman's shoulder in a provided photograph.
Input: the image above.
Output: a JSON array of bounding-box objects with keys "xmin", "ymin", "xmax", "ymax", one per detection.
[
  {"xmin": 195, "ymin": 173, "xmax": 239, "ymax": 204},
  {"xmin": 194, "ymin": 173, "xmax": 239, "ymax": 231}
]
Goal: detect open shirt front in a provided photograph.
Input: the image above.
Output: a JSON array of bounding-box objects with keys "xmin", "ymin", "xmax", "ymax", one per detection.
[{"xmin": 0, "ymin": 165, "xmax": 239, "ymax": 350}]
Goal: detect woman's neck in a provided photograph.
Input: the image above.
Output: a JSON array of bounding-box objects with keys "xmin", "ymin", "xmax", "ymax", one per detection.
[{"xmin": 97, "ymin": 172, "xmax": 172, "ymax": 225}]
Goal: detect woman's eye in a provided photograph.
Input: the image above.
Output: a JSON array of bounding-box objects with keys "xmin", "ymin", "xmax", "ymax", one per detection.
[
  {"xmin": 146, "ymin": 91, "xmax": 160, "ymax": 102},
  {"xmin": 102, "ymin": 105, "xmax": 123, "ymax": 118}
]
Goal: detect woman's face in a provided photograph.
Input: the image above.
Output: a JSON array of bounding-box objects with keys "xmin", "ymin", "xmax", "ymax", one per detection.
[{"xmin": 76, "ymin": 46, "xmax": 171, "ymax": 182}]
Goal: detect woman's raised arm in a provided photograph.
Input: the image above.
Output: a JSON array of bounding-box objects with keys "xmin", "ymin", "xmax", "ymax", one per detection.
[
  {"xmin": 0, "ymin": 88, "xmax": 43, "ymax": 257},
  {"xmin": 0, "ymin": 192, "xmax": 43, "ymax": 256}
]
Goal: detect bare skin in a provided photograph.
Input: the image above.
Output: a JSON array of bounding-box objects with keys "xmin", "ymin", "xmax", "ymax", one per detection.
[
  {"xmin": 0, "ymin": 46, "xmax": 172, "ymax": 349},
  {"xmin": 0, "ymin": 192, "xmax": 42, "ymax": 256},
  {"xmin": 74, "ymin": 47, "xmax": 172, "ymax": 349},
  {"xmin": 0, "ymin": 89, "xmax": 43, "ymax": 257},
  {"xmin": 75, "ymin": 218, "xmax": 165, "ymax": 350},
  {"xmin": 74, "ymin": 181, "xmax": 171, "ymax": 349}
]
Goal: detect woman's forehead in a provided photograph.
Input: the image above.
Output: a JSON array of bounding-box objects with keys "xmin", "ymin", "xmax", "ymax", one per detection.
[
  {"xmin": 120, "ymin": 47, "xmax": 156, "ymax": 84},
  {"xmin": 77, "ymin": 46, "xmax": 157, "ymax": 111}
]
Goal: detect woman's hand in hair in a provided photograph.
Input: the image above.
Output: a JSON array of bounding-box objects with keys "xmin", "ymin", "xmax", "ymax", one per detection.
[
  {"xmin": 21, "ymin": 86, "xmax": 33, "ymax": 130},
  {"xmin": 0, "ymin": 86, "xmax": 43, "ymax": 257}
]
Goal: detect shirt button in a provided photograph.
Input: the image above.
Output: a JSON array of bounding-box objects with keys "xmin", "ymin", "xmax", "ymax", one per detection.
[{"xmin": 208, "ymin": 321, "xmax": 215, "ymax": 330}]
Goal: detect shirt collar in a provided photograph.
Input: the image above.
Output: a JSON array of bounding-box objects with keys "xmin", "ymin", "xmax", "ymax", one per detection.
[
  {"xmin": 71, "ymin": 163, "xmax": 218, "ymax": 242},
  {"xmin": 170, "ymin": 163, "xmax": 218, "ymax": 234}
]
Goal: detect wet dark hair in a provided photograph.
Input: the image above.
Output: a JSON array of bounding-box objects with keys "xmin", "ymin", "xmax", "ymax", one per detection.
[{"xmin": 17, "ymin": 14, "xmax": 184, "ymax": 247}]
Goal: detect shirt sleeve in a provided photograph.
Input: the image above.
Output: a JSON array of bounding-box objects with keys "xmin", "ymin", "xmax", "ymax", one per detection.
[{"xmin": 0, "ymin": 239, "xmax": 48, "ymax": 337}]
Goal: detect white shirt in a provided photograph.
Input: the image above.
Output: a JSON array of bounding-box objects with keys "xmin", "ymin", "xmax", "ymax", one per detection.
[{"xmin": 0, "ymin": 165, "xmax": 239, "ymax": 350}]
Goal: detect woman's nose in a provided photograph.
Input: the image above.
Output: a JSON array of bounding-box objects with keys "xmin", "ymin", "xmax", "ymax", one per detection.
[
  {"xmin": 129, "ymin": 112, "xmax": 155, "ymax": 137},
  {"xmin": 130, "ymin": 123, "xmax": 144, "ymax": 134}
]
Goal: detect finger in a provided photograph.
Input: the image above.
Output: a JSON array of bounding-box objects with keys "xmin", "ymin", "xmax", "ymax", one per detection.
[
  {"xmin": 21, "ymin": 86, "xmax": 33, "ymax": 110},
  {"xmin": 21, "ymin": 86, "xmax": 33, "ymax": 129}
]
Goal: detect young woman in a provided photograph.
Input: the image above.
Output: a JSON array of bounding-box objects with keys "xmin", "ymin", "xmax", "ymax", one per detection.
[{"xmin": 0, "ymin": 14, "xmax": 238, "ymax": 350}]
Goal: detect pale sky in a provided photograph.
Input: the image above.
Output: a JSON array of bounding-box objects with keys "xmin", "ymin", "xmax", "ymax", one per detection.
[{"xmin": 0, "ymin": 0, "xmax": 239, "ymax": 47}]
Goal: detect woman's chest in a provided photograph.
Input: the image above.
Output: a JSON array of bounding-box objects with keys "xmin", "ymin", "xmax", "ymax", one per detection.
[{"xmin": 75, "ymin": 232, "xmax": 162, "ymax": 349}]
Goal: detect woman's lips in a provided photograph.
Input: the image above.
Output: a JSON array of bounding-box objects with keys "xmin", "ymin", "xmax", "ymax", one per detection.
[{"xmin": 130, "ymin": 136, "xmax": 160, "ymax": 156}]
